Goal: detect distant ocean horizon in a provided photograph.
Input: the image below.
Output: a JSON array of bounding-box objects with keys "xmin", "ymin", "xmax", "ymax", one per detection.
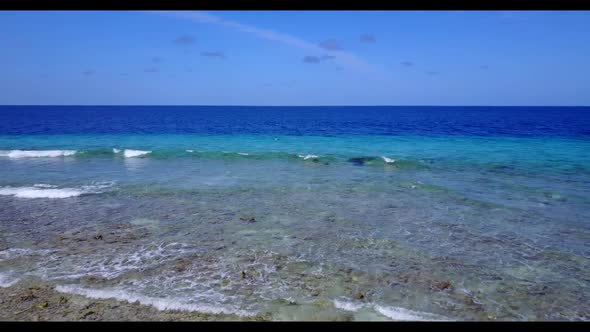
[{"xmin": 1, "ymin": 105, "xmax": 589, "ymax": 320}]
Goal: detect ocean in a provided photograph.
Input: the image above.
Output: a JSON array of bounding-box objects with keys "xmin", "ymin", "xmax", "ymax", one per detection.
[{"xmin": 0, "ymin": 105, "xmax": 589, "ymax": 320}]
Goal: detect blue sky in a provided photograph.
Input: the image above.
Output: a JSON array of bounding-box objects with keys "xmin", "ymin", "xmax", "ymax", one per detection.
[{"xmin": 0, "ymin": 10, "xmax": 589, "ymax": 106}]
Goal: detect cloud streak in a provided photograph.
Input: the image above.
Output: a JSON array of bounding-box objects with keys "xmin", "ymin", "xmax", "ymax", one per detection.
[
  {"xmin": 174, "ymin": 35, "xmax": 195, "ymax": 45},
  {"xmin": 360, "ymin": 34, "xmax": 376, "ymax": 44},
  {"xmin": 151, "ymin": 11, "xmax": 384, "ymax": 79},
  {"xmin": 303, "ymin": 56, "xmax": 321, "ymax": 63},
  {"xmin": 319, "ymin": 39, "xmax": 342, "ymax": 51},
  {"xmin": 201, "ymin": 51, "xmax": 224, "ymax": 58}
]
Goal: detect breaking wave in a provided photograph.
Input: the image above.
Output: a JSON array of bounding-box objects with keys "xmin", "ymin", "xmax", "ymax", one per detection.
[
  {"xmin": 0, "ymin": 150, "xmax": 77, "ymax": 158},
  {"xmin": 0, "ymin": 182, "xmax": 114, "ymax": 199}
]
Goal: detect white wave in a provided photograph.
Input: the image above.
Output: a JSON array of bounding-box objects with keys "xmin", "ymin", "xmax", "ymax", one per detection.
[
  {"xmin": 333, "ymin": 299, "xmax": 366, "ymax": 312},
  {"xmin": 381, "ymin": 156, "xmax": 396, "ymax": 164},
  {"xmin": 186, "ymin": 150, "xmax": 194, "ymax": 153},
  {"xmin": 113, "ymin": 148, "xmax": 121, "ymax": 154},
  {"xmin": 297, "ymin": 154, "xmax": 319, "ymax": 160},
  {"xmin": 331, "ymin": 297, "xmax": 447, "ymax": 321},
  {"xmin": 123, "ymin": 149, "xmax": 151, "ymax": 158},
  {"xmin": 238, "ymin": 152, "xmax": 249, "ymax": 156},
  {"xmin": 34, "ymin": 184, "xmax": 56, "ymax": 188},
  {"xmin": 374, "ymin": 305, "xmax": 447, "ymax": 321},
  {"xmin": 55, "ymin": 285, "xmax": 257, "ymax": 317},
  {"xmin": 0, "ymin": 182, "xmax": 112, "ymax": 199},
  {"xmin": 0, "ymin": 272, "xmax": 19, "ymax": 288},
  {"xmin": 0, "ymin": 187, "xmax": 85, "ymax": 198},
  {"xmin": 0, "ymin": 150, "xmax": 77, "ymax": 158}
]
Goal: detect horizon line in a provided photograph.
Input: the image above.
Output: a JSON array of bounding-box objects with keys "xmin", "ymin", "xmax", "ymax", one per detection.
[{"xmin": 1, "ymin": 104, "xmax": 589, "ymax": 108}]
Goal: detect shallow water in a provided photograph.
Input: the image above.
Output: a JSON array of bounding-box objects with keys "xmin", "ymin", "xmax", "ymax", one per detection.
[{"xmin": 0, "ymin": 106, "xmax": 589, "ymax": 320}]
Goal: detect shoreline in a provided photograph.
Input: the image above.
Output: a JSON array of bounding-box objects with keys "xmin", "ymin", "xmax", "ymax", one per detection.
[{"xmin": 0, "ymin": 278, "xmax": 270, "ymax": 321}]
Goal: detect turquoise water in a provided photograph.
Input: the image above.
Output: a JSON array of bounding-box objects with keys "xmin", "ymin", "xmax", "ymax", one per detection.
[{"xmin": 0, "ymin": 106, "xmax": 589, "ymax": 320}]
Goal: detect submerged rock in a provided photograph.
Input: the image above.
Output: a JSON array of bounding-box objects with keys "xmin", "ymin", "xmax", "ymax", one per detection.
[
  {"xmin": 431, "ymin": 280, "xmax": 453, "ymax": 291},
  {"xmin": 353, "ymin": 292, "xmax": 365, "ymax": 300},
  {"xmin": 240, "ymin": 217, "xmax": 257, "ymax": 223},
  {"xmin": 173, "ymin": 258, "xmax": 192, "ymax": 273}
]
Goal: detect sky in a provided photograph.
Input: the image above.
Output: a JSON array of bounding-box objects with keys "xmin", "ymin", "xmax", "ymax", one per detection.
[{"xmin": 0, "ymin": 10, "xmax": 589, "ymax": 106}]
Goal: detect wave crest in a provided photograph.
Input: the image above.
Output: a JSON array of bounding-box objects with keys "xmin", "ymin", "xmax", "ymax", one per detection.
[
  {"xmin": 123, "ymin": 149, "xmax": 151, "ymax": 158},
  {"xmin": 0, "ymin": 182, "xmax": 114, "ymax": 199},
  {"xmin": 0, "ymin": 150, "xmax": 76, "ymax": 158},
  {"xmin": 55, "ymin": 284, "xmax": 257, "ymax": 317}
]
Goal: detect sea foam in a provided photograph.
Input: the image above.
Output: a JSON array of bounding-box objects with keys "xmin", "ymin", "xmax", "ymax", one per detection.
[
  {"xmin": 0, "ymin": 150, "xmax": 77, "ymax": 158},
  {"xmin": 331, "ymin": 298, "xmax": 447, "ymax": 321},
  {"xmin": 123, "ymin": 149, "xmax": 151, "ymax": 158},
  {"xmin": 297, "ymin": 154, "xmax": 319, "ymax": 160},
  {"xmin": 0, "ymin": 272, "xmax": 19, "ymax": 288},
  {"xmin": 0, "ymin": 187, "xmax": 85, "ymax": 198},
  {"xmin": 55, "ymin": 285, "xmax": 257, "ymax": 317},
  {"xmin": 374, "ymin": 305, "xmax": 447, "ymax": 321},
  {"xmin": 381, "ymin": 156, "xmax": 396, "ymax": 164},
  {"xmin": 0, "ymin": 182, "xmax": 112, "ymax": 199},
  {"xmin": 333, "ymin": 299, "xmax": 366, "ymax": 312}
]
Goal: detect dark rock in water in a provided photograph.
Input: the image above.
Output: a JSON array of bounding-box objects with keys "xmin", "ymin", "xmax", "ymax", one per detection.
[
  {"xmin": 36, "ymin": 301, "xmax": 49, "ymax": 309},
  {"xmin": 348, "ymin": 156, "xmax": 378, "ymax": 166},
  {"xmin": 94, "ymin": 234, "xmax": 103, "ymax": 240},
  {"xmin": 397, "ymin": 275, "xmax": 410, "ymax": 283},
  {"xmin": 353, "ymin": 292, "xmax": 365, "ymax": 300},
  {"xmin": 79, "ymin": 310, "xmax": 96, "ymax": 319},
  {"xmin": 431, "ymin": 280, "xmax": 453, "ymax": 291},
  {"xmin": 462, "ymin": 296, "xmax": 475, "ymax": 305},
  {"xmin": 81, "ymin": 276, "xmax": 109, "ymax": 285},
  {"xmin": 348, "ymin": 157, "xmax": 366, "ymax": 166},
  {"xmin": 527, "ymin": 285, "xmax": 549, "ymax": 296},
  {"xmin": 240, "ymin": 217, "xmax": 256, "ymax": 223},
  {"xmin": 174, "ymin": 258, "xmax": 192, "ymax": 273},
  {"xmin": 339, "ymin": 267, "xmax": 353, "ymax": 274},
  {"xmin": 20, "ymin": 290, "xmax": 38, "ymax": 301}
]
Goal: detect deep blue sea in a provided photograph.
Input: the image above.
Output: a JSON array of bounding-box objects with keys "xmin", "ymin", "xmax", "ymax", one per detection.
[{"xmin": 1, "ymin": 106, "xmax": 589, "ymax": 320}]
